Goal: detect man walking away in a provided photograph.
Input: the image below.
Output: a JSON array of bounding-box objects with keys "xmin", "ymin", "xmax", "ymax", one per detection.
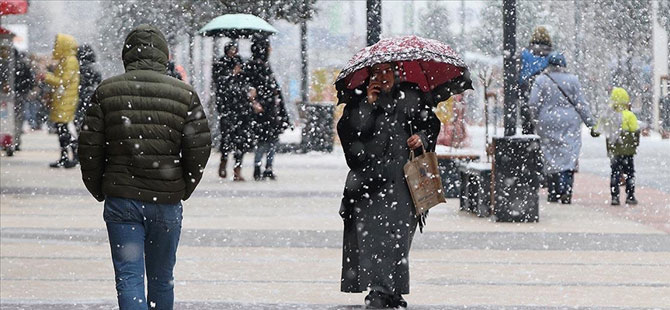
[{"xmin": 79, "ymin": 25, "xmax": 211, "ymax": 310}]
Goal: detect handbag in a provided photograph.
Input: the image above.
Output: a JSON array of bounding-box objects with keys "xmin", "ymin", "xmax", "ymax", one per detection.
[{"xmin": 403, "ymin": 145, "xmax": 446, "ymax": 215}]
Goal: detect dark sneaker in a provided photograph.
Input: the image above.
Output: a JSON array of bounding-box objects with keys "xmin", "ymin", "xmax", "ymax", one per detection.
[
  {"xmin": 611, "ymin": 197, "xmax": 620, "ymax": 206},
  {"xmin": 625, "ymin": 196, "xmax": 638, "ymax": 205},
  {"xmin": 365, "ymin": 291, "xmax": 392, "ymax": 309},
  {"xmin": 263, "ymin": 169, "xmax": 276, "ymax": 180},
  {"xmin": 253, "ymin": 166, "xmax": 262, "ymax": 181},
  {"xmin": 547, "ymin": 194, "xmax": 559, "ymax": 203}
]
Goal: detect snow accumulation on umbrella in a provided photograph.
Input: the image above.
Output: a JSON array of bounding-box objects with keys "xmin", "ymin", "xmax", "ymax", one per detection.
[{"xmin": 335, "ymin": 35, "xmax": 470, "ymax": 93}]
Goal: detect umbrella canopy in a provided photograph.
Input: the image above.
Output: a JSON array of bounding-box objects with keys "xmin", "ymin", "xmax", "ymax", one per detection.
[
  {"xmin": 0, "ymin": 0, "xmax": 28, "ymax": 15},
  {"xmin": 335, "ymin": 35, "xmax": 471, "ymax": 98},
  {"xmin": 199, "ymin": 14, "xmax": 278, "ymax": 38}
]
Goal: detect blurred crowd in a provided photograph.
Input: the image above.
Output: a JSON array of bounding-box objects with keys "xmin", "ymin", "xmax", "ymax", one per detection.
[{"xmin": 10, "ymin": 34, "xmax": 101, "ymax": 168}]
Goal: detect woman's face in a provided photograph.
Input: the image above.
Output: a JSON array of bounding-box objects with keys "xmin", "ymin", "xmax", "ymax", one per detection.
[
  {"xmin": 369, "ymin": 63, "xmax": 395, "ymax": 93},
  {"xmin": 227, "ymin": 46, "xmax": 237, "ymax": 57}
]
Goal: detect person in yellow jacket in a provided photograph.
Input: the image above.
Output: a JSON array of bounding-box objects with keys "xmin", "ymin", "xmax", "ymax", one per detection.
[
  {"xmin": 592, "ymin": 87, "xmax": 640, "ymax": 205},
  {"xmin": 44, "ymin": 33, "xmax": 80, "ymax": 168}
]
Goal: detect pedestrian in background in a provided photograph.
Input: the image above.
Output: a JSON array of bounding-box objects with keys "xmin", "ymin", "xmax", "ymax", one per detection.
[
  {"xmin": 245, "ymin": 35, "xmax": 289, "ymax": 181},
  {"xmin": 213, "ymin": 41, "xmax": 254, "ymax": 181},
  {"xmin": 45, "ymin": 33, "xmax": 80, "ymax": 168},
  {"xmin": 13, "ymin": 49, "xmax": 35, "ymax": 151},
  {"xmin": 528, "ymin": 52, "xmax": 597, "ymax": 204},
  {"xmin": 74, "ymin": 44, "xmax": 102, "ymax": 132},
  {"xmin": 593, "ymin": 87, "xmax": 640, "ymax": 205},
  {"xmin": 79, "ymin": 24, "xmax": 211, "ymax": 310},
  {"xmin": 518, "ymin": 26, "xmax": 553, "ymax": 135}
]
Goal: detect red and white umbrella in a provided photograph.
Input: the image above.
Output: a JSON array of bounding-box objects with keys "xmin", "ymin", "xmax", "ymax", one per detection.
[
  {"xmin": 335, "ymin": 35, "xmax": 470, "ymax": 94},
  {"xmin": 0, "ymin": 0, "xmax": 28, "ymax": 15}
]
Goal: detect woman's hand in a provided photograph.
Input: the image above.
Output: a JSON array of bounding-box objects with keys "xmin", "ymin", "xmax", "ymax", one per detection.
[
  {"xmin": 251, "ymin": 101, "xmax": 264, "ymax": 114},
  {"xmin": 407, "ymin": 134, "xmax": 423, "ymax": 150},
  {"xmin": 367, "ymin": 82, "xmax": 381, "ymax": 104}
]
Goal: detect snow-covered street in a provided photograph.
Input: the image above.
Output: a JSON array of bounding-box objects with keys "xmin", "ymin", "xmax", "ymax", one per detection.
[{"xmin": 1, "ymin": 130, "xmax": 669, "ymax": 309}]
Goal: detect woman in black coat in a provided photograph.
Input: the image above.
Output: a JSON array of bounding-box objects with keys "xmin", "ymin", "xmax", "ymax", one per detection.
[
  {"xmin": 214, "ymin": 41, "xmax": 254, "ymax": 181},
  {"xmin": 337, "ymin": 63, "xmax": 441, "ymax": 308},
  {"xmin": 75, "ymin": 44, "xmax": 102, "ymax": 131},
  {"xmin": 245, "ymin": 36, "xmax": 289, "ymax": 181}
]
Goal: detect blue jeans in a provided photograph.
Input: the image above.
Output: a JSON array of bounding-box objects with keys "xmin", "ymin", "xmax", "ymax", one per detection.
[
  {"xmin": 254, "ymin": 141, "xmax": 276, "ymax": 169},
  {"xmin": 104, "ymin": 197, "xmax": 183, "ymax": 310}
]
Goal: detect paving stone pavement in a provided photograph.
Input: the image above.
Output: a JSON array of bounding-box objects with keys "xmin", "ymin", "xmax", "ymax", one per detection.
[{"xmin": 1, "ymin": 131, "xmax": 669, "ymax": 309}]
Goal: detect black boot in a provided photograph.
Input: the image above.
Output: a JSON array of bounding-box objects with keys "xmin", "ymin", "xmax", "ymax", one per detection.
[
  {"xmin": 625, "ymin": 195, "xmax": 638, "ymax": 205},
  {"xmin": 611, "ymin": 196, "xmax": 620, "ymax": 206},
  {"xmin": 253, "ymin": 166, "xmax": 262, "ymax": 181},
  {"xmin": 49, "ymin": 148, "xmax": 68, "ymax": 168},
  {"xmin": 263, "ymin": 168, "xmax": 276, "ymax": 180},
  {"xmin": 364, "ymin": 291, "xmax": 392, "ymax": 309},
  {"xmin": 391, "ymin": 294, "xmax": 408, "ymax": 308},
  {"xmin": 560, "ymin": 193, "xmax": 572, "ymax": 204},
  {"xmin": 63, "ymin": 159, "xmax": 79, "ymax": 169}
]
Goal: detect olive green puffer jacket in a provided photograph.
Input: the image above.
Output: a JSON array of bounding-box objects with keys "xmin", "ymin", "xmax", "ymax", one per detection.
[{"xmin": 79, "ymin": 25, "xmax": 211, "ymax": 203}]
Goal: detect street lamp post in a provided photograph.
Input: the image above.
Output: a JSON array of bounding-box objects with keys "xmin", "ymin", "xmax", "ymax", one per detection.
[
  {"xmin": 492, "ymin": 0, "xmax": 542, "ymax": 222},
  {"xmin": 367, "ymin": 0, "xmax": 382, "ymax": 46},
  {"xmin": 300, "ymin": 19, "xmax": 309, "ymax": 104},
  {"xmin": 502, "ymin": 0, "xmax": 517, "ymax": 137}
]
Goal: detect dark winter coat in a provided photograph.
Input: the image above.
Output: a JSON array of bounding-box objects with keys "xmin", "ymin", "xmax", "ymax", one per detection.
[
  {"xmin": 213, "ymin": 55, "xmax": 254, "ymax": 154},
  {"xmin": 245, "ymin": 59, "xmax": 289, "ymax": 143},
  {"xmin": 76, "ymin": 45, "xmax": 102, "ymax": 124},
  {"xmin": 338, "ymin": 82, "xmax": 440, "ymax": 294},
  {"xmin": 14, "ymin": 50, "xmax": 35, "ymax": 96},
  {"xmin": 166, "ymin": 61, "xmax": 182, "ymax": 81},
  {"xmin": 79, "ymin": 24, "xmax": 211, "ymax": 204}
]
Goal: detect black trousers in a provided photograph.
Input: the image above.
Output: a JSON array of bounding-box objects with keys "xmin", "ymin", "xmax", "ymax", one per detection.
[
  {"xmin": 547, "ymin": 170, "xmax": 574, "ymax": 199},
  {"xmin": 610, "ymin": 155, "xmax": 635, "ymax": 198},
  {"xmin": 221, "ymin": 151, "xmax": 244, "ymax": 168},
  {"xmin": 518, "ymin": 87, "xmax": 535, "ymax": 135},
  {"xmin": 55, "ymin": 123, "xmax": 74, "ymax": 161}
]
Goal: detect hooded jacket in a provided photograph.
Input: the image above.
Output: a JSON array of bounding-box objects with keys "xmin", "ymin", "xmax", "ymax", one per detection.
[
  {"xmin": 45, "ymin": 34, "xmax": 80, "ymax": 123},
  {"xmin": 79, "ymin": 25, "xmax": 211, "ymax": 204},
  {"xmin": 602, "ymin": 87, "xmax": 639, "ymax": 156}
]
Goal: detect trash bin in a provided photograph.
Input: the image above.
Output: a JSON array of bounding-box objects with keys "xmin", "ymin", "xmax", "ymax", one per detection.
[
  {"xmin": 300, "ymin": 102, "xmax": 334, "ymax": 153},
  {"xmin": 492, "ymin": 136, "xmax": 542, "ymax": 222}
]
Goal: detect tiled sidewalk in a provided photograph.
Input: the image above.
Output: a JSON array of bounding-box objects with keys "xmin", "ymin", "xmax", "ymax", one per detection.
[{"xmin": 1, "ymin": 131, "xmax": 669, "ymax": 309}]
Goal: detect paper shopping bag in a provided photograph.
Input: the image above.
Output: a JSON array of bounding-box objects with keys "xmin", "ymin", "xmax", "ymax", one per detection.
[{"xmin": 403, "ymin": 150, "xmax": 446, "ymax": 215}]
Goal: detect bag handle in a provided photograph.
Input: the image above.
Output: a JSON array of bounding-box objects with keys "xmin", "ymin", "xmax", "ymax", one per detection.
[{"xmin": 408, "ymin": 125, "xmax": 427, "ymax": 160}]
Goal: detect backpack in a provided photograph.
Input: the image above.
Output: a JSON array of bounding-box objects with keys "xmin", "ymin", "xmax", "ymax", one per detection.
[{"xmin": 518, "ymin": 49, "xmax": 549, "ymax": 88}]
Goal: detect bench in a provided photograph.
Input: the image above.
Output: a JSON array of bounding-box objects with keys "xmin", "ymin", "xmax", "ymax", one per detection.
[
  {"xmin": 436, "ymin": 153, "xmax": 481, "ymax": 198},
  {"xmin": 458, "ymin": 162, "xmax": 492, "ymax": 217}
]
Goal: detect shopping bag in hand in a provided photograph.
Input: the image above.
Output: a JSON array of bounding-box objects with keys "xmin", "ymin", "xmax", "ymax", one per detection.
[{"xmin": 403, "ymin": 146, "xmax": 446, "ymax": 215}]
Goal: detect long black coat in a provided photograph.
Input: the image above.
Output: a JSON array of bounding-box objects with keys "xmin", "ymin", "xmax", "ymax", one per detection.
[
  {"xmin": 214, "ymin": 56, "xmax": 254, "ymax": 154},
  {"xmin": 244, "ymin": 60, "xmax": 289, "ymax": 144},
  {"xmin": 337, "ymin": 82, "xmax": 440, "ymax": 294}
]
